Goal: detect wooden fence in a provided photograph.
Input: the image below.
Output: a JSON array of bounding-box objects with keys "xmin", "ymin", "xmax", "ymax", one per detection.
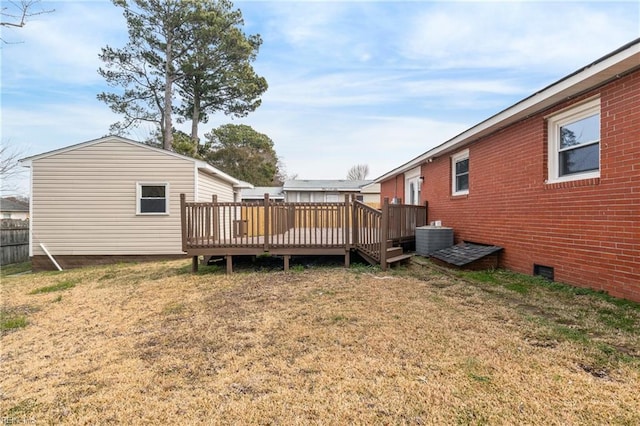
[{"xmin": 1, "ymin": 219, "xmax": 29, "ymax": 265}]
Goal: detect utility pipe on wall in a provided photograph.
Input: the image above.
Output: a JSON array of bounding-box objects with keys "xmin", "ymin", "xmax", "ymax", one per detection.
[{"xmin": 39, "ymin": 243, "xmax": 63, "ymax": 271}]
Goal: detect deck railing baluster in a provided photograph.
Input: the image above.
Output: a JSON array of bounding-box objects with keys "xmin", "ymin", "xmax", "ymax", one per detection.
[{"xmin": 180, "ymin": 194, "xmax": 426, "ymax": 267}]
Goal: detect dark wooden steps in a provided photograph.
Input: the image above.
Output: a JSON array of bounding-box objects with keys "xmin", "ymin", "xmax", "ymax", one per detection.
[{"xmin": 386, "ymin": 253, "xmax": 413, "ymax": 265}]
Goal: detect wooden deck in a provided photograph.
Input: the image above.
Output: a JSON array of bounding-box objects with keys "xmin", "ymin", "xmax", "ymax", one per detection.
[{"xmin": 180, "ymin": 194, "xmax": 427, "ymax": 272}]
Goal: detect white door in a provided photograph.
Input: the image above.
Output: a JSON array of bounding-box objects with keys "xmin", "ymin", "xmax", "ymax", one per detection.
[{"xmin": 404, "ymin": 167, "xmax": 421, "ymax": 205}]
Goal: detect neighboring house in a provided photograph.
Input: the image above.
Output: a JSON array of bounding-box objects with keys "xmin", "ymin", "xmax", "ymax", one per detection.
[
  {"xmin": 241, "ymin": 182, "xmax": 381, "ymax": 207},
  {"xmin": 282, "ymin": 180, "xmax": 376, "ymax": 203},
  {"xmin": 241, "ymin": 186, "xmax": 285, "ymax": 203},
  {"xmin": 0, "ymin": 198, "xmax": 29, "ymax": 220},
  {"xmin": 19, "ymin": 136, "xmax": 250, "ymax": 271},
  {"xmin": 360, "ymin": 182, "xmax": 381, "ymax": 209},
  {"xmin": 376, "ymin": 39, "xmax": 640, "ymax": 302}
]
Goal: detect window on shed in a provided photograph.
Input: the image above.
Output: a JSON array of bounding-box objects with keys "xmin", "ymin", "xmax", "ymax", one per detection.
[{"xmin": 137, "ymin": 183, "xmax": 169, "ymax": 214}]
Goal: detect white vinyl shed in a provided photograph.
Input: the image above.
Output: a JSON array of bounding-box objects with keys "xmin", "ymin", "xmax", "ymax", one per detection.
[{"xmin": 20, "ymin": 135, "xmax": 250, "ymax": 270}]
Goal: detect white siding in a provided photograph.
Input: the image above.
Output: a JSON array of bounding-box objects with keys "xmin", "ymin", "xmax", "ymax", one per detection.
[
  {"xmin": 362, "ymin": 193, "xmax": 380, "ymax": 204},
  {"xmin": 31, "ymin": 140, "xmax": 196, "ymax": 256},
  {"xmin": 196, "ymin": 171, "xmax": 234, "ymax": 202}
]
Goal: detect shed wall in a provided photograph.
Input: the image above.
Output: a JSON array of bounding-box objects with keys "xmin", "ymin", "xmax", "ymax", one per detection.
[
  {"xmin": 197, "ymin": 170, "xmax": 235, "ymax": 202},
  {"xmin": 31, "ymin": 140, "xmax": 196, "ymax": 257}
]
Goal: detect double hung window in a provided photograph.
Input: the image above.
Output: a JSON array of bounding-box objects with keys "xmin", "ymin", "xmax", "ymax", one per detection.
[
  {"xmin": 137, "ymin": 183, "xmax": 169, "ymax": 214},
  {"xmin": 451, "ymin": 150, "xmax": 469, "ymax": 196},
  {"xmin": 547, "ymin": 98, "xmax": 600, "ymax": 183}
]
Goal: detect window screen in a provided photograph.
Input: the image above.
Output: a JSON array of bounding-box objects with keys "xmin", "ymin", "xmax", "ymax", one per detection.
[{"xmin": 139, "ymin": 184, "xmax": 167, "ymax": 214}]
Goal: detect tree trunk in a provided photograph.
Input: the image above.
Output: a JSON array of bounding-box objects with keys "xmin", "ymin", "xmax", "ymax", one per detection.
[
  {"xmin": 163, "ymin": 38, "xmax": 174, "ymax": 151},
  {"xmin": 190, "ymin": 80, "xmax": 200, "ymax": 142}
]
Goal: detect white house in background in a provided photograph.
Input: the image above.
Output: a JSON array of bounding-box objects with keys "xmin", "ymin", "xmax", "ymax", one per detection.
[
  {"xmin": 19, "ymin": 135, "xmax": 250, "ymax": 271},
  {"xmin": 240, "ymin": 186, "xmax": 285, "ymax": 203},
  {"xmin": 0, "ymin": 198, "xmax": 30, "ymax": 220},
  {"xmin": 359, "ymin": 182, "xmax": 381, "ymax": 208},
  {"xmin": 282, "ymin": 180, "xmax": 378, "ymax": 204}
]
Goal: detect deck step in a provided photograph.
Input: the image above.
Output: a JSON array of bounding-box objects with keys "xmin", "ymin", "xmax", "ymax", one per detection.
[
  {"xmin": 386, "ymin": 246, "xmax": 403, "ymax": 258},
  {"xmin": 386, "ymin": 253, "xmax": 413, "ymax": 264}
]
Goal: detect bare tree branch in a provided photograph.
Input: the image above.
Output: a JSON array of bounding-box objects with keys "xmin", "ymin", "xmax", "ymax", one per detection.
[
  {"xmin": 1, "ymin": 143, "xmax": 28, "ymax": 196},
  {"xmin": 347, "ymin": 164, "xmax": 370, "ymax": 180},
  {"xmin": 1, "ymin": 0, "xmax": 54, "ymax": 43}
]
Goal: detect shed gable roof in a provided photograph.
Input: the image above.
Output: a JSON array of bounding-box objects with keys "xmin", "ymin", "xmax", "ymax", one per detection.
[{"xmin": 19, "ymin": 135, "xmax": 243, "ymax": 187}]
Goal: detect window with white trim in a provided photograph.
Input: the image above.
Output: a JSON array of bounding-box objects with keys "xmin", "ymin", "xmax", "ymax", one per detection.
[
  {"xmin": 547, "ymin": 98, "xmax": 600, "ymax": 183},
  {"xmin": 451, "ymin": 150, "xmax": 469, "ymax": 196},
  {"xmin": 137, "ymin": 183, "xmax": 169, "ymax": 214}
]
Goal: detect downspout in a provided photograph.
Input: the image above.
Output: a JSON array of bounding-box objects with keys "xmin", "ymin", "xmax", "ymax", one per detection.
[
  {"xmin": 39, "ymin": 243, "xmax": 62, "ymax": 271},
  {"xmin": 394, "ymin": 175, "xmax": 398, "ymax": 199}
]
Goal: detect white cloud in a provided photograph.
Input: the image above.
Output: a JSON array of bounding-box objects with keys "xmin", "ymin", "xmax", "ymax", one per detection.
[
  {"xmin": 2, "ymin": 101, "xmax": 116, "ymax": 155},
  {"xmin": 223, "ymin": 109, "xmax": 467, "ymax": 180},
  {"xmin": 402, "ymin": 2, "xmax": 638, "ymax": 72},
  {"xmin": 2, "ymin": 1, "xmax": 125, "ymax": 87},
  {"xmin": 2, "ymin": 0, "xmax": 639, "ymax": 195}
]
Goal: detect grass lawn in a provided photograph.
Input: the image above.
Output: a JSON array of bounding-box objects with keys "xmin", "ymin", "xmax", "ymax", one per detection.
[
  {"xmin": 1, "ymin": 258, "xmax": 639, "ymax": 424},
  {"xmin": 0, "ymin": 261, "xmax": 32, "ymax": 277}
]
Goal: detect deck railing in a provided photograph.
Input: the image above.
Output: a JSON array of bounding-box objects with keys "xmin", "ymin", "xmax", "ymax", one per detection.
[
  {"xmin": 387, "ymin": 202, "xmax": 428, "ymax": 242},
  {"xmin": 181, "ymin": 194, "xmax": 351, "ymax": 251},
  {"xmin": 180, "ymin": 193, "xmax": 427, "ymax": 269},
  {"xmin": 352, "ymin": 200, "xmax": 382, "ymax": 262}
]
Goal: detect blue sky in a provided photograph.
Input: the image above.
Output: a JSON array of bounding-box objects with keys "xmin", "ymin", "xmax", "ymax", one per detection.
[{"xmin": 2, "ymin": 0, "xmax": 639, "ymax": 196}]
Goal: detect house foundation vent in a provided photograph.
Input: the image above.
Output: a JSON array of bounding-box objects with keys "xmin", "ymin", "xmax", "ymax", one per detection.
[
  {"xmin": 416, "ymin": 226, "xmax": 454, "ymax": 256},
  {"xmin": 533, "ymin": 264, "xmax": 554, "ymax": 281}
]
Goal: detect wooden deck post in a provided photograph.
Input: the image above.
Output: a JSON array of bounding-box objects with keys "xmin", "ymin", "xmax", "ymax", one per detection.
[
  {"xmin": 192, "ymin": 256, "xmax": 198, "ymax": 273},
  {"xmin": 380, "ymin": 197, "xmax": 390, "ymax": 270},
  {"xmin": 344, "ymin": 194, "xmax": 351, "ymax": 269},
  {"xmin": 424, "ymin": 200, "xmax": 429, "ymax": 226},
  {"xmin": 283, "ymin": 255, "xmax": 290, "ymax": 271},
  {"xmin": 226, "ymin": 255, "xmax": 233, "ymax": 274},
  {"xmin": 180, "ymin": 194, "xmax": 187, "ymax": 252},
  {"xmin": 264, "ymin": 193, "xmax": 270, "ymax": 252},
  {"xmin": 212, "ymin": 195, "xmax": 218, "ymax": 241},
  {"xmin": 351, "ymin": 194, "xmax": 360, "ymax": 248}
]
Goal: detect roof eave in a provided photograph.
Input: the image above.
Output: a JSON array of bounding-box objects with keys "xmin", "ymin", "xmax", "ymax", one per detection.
[
  {"xmin": 375, "ymin": 39, "xmax": 640, "ymax": 183},
  {"xmin": 196, "ymin": 163, "xmax": 245, "ymax": 187}
]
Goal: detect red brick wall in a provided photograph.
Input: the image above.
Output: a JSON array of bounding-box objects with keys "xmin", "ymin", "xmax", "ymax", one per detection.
[
  {"xmin": 420, "ymin": 70, "xmax": 640, "ymax": 301},
  {"xmin": 380, "ymin": 174, "xmax": 405, "ymax": 203}
]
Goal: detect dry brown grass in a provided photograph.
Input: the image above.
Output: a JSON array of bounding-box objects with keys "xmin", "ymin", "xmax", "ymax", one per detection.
[{"xmin": 1, "ymin": 259, "xmax": 639, "ymax": 424}]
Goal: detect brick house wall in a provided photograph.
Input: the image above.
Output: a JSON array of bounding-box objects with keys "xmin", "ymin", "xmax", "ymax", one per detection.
[
  {"xmin": 380, "ymin": 175, "xmax": 405, "ymax": 203},
  {"xmin": 381, "ymin": 70, "xmax": 640, "ymax": 301}
]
